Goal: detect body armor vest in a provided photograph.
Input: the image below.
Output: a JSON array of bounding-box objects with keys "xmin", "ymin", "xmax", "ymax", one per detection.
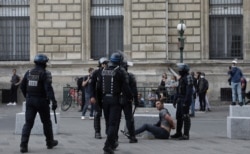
[
  {"xmin": 102, "ymin": 66, "xmax": 120, "ymax": 96},
  {"xmin": 27, "ymin": 69, "xmax": 46, "ymax": 97}
]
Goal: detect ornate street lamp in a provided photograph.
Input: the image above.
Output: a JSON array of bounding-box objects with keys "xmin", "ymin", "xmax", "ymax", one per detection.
[{"xmin": 177, "ymin": 20, "xmax": 186, "ymax": 63}]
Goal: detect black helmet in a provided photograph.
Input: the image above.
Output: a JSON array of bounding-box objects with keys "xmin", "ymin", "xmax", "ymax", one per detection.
[
  {"xmin": 110, "ymin": 51, "xmax": 123, "ymax": 65},
  {"xmin": 34, "ymin": 54, "xmax": 49, "ymax": 65},
  {"xmin": 98, "ymin": 57, "xmax": 109, "ymax": 67},
  {"xmin": 177, "ymin": 63, "xmax": 189, "ymax": 73}
]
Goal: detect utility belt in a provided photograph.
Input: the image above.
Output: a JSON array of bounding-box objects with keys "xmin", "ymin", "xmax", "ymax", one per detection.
[
  {"xmin": 103, "ymin": 93, "xmax": 121, "ymax": 104},
  {"xmin": 26, "ymin": 93, "xmax": 46, "ymax": 98}
]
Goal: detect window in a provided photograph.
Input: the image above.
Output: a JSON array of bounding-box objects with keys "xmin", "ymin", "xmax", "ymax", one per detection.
[
  {"xmin": 209, "ymin": 0, "xmax": 243, "ymax": 59},
  {"xmin": 91, "ymin": 0, "xmax": 124, "ymax": 60},
  {"xmin": 0, "ymin": 0, "xmax": 30, "ymax": 61}
]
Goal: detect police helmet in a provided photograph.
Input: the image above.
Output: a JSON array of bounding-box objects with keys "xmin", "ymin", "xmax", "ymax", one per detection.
[
  {"xmin": 177, "ymin": 63, "xmax": 190, "ymax": 73},
  {"xmin": 110, "ymin": 51, "xmax": 123, "ymax": 65},
  {"xmin": 98, "ymin": 57, "xmax": 109, "ymax": 67},
  {"xmin": 34, "ymin": 54, "xmax": 49, "ymax": 65}
]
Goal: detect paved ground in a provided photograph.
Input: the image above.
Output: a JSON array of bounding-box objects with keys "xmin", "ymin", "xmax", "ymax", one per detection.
[{"xmin": 0, "ymin": 102, "xmax": 250, "ymax": 154}]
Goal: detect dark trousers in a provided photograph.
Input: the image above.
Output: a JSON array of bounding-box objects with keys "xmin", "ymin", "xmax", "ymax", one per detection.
[
  {"xmin": 199, "ymin": 92, "xmax": 206, "ymax": 111},
  {"xmin": 94, "ymin": 99, "xmax": 102, "ymax": 133},
  {"xmin": 21, "ymin": 97, "xmax": 54, "ymax": 146},
  {"xmin": 116, "ymin": 101, "xmax": 135, "ymax": 138},
  {"xmin": 10, "ymin": 84, "xmax": 18, "ymax": 102},
  {"xmin": 135, "ymin": 124, "xmax": 169, "ymax": 139},
  {"xmin": 102, "ymin": 96, "xmax": 122, "ymax": 148},
  {"xmin": 175, "ymin": 99, "xmax": 191, "ymax": 136}
]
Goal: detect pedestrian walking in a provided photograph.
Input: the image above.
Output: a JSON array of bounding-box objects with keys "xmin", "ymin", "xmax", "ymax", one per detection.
[{"xmin": 19, "ymin": 54, "xmax": 58, "ymax": 153}]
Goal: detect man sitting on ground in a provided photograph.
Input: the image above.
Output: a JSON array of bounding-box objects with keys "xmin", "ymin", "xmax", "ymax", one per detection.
[{"xmin": 134, "ymin": 100, "xmax": 175, "ymax": 139}]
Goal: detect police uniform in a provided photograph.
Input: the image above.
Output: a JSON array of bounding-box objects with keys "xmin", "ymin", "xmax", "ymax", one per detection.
[
  {"xmin": 116, "ymin": 64, "xmax": 138, "ymax": 143},
  {"xmin": 171, "ymin": 63, "xmax": 193, "ymax": 140},
  {"xmin": 101, "ymin": 52, "xmax": 133, "ymax": 154},
  {"xmin": 90, "ymin": 67, "xmax": 104, "ymax": 139},
  {"xmin": 20, "ymin": 54, "xmax": 58, "ymax": 153}
]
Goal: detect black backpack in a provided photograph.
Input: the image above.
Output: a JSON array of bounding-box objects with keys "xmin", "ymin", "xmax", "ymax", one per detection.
[{"xmin": 77, "ymin": 77, "xmax": 84, "ymax": 91}]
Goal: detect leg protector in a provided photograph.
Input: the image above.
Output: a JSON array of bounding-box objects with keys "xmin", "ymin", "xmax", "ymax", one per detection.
[{"xmin": 183, "ymin": 114, "xmax": 191, "ymax": 137}]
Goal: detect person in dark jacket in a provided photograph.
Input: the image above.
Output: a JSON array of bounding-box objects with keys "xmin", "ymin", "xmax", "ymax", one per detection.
[
  {"xmin": 89, "ymin": 57, "xmax": 109, "ymax": 139},
  {"xmin": 20, "ymin": 54, "xmax": 58, "ymax": 153},
  {"xmin": 197, "ymin": 72, "xmax": 209, "ymax": 111},
  {"xmin": 171, "ymin": 63, "xmax": 193, "ymax": 140},
  {"xmin": 101, "ymin": 51, "xmax": 133, "ymax": 154}
]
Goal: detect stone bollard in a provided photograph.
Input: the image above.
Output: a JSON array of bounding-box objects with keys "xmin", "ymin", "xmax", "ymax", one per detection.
[
  {"xmin": 227, "ymin": 105, "xmax": 250, "ymax": 139},
  {"xmin": 15, "ymin": 101, "xmax": 60, "ymax": 135}
]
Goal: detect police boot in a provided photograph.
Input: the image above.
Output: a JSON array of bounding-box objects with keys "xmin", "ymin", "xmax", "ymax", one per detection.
[
  {"xmin": 103, "ymin": 146, "xmax": 114, "ymax": 154},
  {"xmin": 128, "ymin": 122, "xmax": 138, "ymax": 143},
  {"xmin": 179, "ymin": 114, "xmax": 191, "ymax": 140},
  {"xmin": 20, "ymin": 144, "xmax": 28, "ymax": 153},
  {"xmin": 231, "ymin": 102, "xmax": 236, "ymax": 105},
  {"xmin": 47, "ymin": 140, "xmax": 58, "ymax": 149},
  {"xmin": 171, "ymin": 119, "xmax": 183, "ymax": 139},
  {"xmin": 94, "ymin": 115, "xmax": 102, "ymax": 139}
]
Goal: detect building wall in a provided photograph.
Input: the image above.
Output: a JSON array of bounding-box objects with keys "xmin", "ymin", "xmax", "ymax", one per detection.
[{"xmin": 1, "ymin": 0, "xmax": 250, "ymax": 103}]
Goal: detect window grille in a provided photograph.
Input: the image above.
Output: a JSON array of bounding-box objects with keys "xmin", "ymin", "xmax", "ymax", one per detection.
[
  {"xmin": 0, "ymin": 0, "xmax": 30, "ymax": 61},
  {"xmin": 209, "ymin": 0, "xmax": 243, "ymax": 59},
  {"xmin": 91, "ymin": 0, "xmax": 124, "ymax": 60}
]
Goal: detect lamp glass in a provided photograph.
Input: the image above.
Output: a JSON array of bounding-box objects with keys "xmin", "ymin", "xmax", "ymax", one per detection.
[{"xmin": 177, "ymin": 23, "xmax": 186, "ymax": 31}]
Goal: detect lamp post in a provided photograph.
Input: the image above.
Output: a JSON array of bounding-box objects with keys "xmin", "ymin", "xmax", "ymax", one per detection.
[{"xmin": 177, "ymin": 19, "xmax": 186, "ymax": 63}]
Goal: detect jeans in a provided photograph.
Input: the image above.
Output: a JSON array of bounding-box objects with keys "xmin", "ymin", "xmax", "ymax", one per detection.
[
  {"xmin": 135, "ymin": 124, "xmax": 169, "ymax": 139},
  {"xmin": 82, "ymin": 93, "xmax": 94, "ymax": 117},
  {"xmin": 231, "ymin": 82, "xmax": 242, "ymax": 103}
]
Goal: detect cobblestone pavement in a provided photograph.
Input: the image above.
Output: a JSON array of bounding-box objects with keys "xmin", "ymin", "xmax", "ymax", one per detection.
[{"xmin": 0, "ymin": 102, "xmax": 250, "ymax": 154}]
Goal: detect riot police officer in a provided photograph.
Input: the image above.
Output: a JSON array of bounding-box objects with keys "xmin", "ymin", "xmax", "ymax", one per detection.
[
  {"xmin": 20, "ymin": 54, "xmax": 58, "ymax": 153},
  {"xmin": 117, "ymin": 61, "xmax": 138, "ymax": 143},
  {"xmin": 89, "ymin": 57, "xmax": 109, "ymax": 139},
  {"xmin": 171, "ymin": 63, "xmax": 193, "ymax": 140},
  {"xmin": 101, "ymin": 52, "xmax": 133, "ymax": 154}
]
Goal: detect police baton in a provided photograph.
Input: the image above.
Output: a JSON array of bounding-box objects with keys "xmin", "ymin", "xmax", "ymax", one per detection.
[{"xmin": 53, "ymin": 109, "xmax": 57, "ymax": 124}]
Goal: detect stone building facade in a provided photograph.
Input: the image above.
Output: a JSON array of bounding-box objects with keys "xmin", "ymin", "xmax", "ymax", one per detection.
[{"xmin": 0, "ymin": 0, "xmax": 250, "ymax": 103}]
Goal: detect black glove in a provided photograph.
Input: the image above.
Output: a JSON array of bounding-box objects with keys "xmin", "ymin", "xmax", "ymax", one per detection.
[
  {"xmin": 134, "ymin": 98, "xmax": 139, "ymax": 107},
  {"xmin": 52, "ymin": 101, "xmax": 57, "ymax": 110}
]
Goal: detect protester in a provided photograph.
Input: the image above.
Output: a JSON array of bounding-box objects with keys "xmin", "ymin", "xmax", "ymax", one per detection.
[{"xmin": 135, "ymin": 100, "xmax": 175, "ymax": 139}]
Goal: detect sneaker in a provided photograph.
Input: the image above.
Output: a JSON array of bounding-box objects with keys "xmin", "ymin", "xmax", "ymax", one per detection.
[
  {"xmin": 89, "ymin": 116, "xmax": 94, "ymax": 120},
  {"xmin": 7, "ymin": 102, "xmax": 12, "ymax": 106},
  {"xmin": 81, "ymin": 116, "xmax": 85, "ymax": 120},
  {"xmin": 12, "ymin": 102, "xmax": 16, "ymax": 106}
]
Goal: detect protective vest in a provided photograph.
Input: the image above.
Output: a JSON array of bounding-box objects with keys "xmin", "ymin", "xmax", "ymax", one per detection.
[
  {"xmin": 26, "ymin": 69, "xmax": 46, "ymax": 97},
  {"xmin": 101, "ymin": 66, "xmax": 120, "ymax": 96},
  {"xmin": 177, "ymin": 74, "xmax": 193, "ymax": 96}
]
